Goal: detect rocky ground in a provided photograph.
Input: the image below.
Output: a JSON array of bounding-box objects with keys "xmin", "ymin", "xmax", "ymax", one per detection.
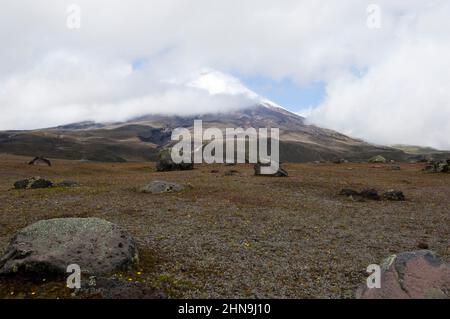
[{"xmin": 0, "ymin": 154, "xmax": 448, "ymax": 299}]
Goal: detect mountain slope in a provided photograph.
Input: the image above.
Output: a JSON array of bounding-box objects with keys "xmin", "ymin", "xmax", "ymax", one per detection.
[{"xmin": 0, "ymin": 103, "xmax": 409, "ymax": 162}]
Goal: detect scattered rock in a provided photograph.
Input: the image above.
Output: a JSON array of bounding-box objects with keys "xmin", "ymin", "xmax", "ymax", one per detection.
[
  {"xmin": 210, "ymin": 170, "xmax": 219, "ymax": 173},
  {"xmin": 339, "ymin": 188, "xmax": 405, "ymax": 201},
  {"xmin": 383, "ymin": 190, "xmax": 405, "ymax": 201},
  {"xmin": 13, "ymin": 177, "xmax": 53, "ymax": 189},
  {"xmin": 156, "ymin": 148, "xmax": 194, "ymax": 172},
  {"xmin": 28, "ymin": 156, "xmax": 52, "ymax": 167},
  {"xmin": 390, "ymin": 166, "xmax": 401, "ymax": 171},
  {"xmin": 332, "ymin": 158, "xmax": 346, "ymax": 164},
  {"xmin": 254, "ymin": 162, "xmax": 288, "ymax": 177},
  {"xmin": 356, "ymin": 250, "xmax": 450, "ymax": 299},
  {"xmin": 360, "ymin": 188, "xmax": 380, "ymax": 200},
  {"xmin": 339, "ymin": 189, "xmax": 360, "ymax": 197},
  {"xmin": 138, "ymin": 181, "xmax": 184, "ymax": 194},
  {"xmin": 0, "ymin": 218, "xmax": 139, "ymax": 276},
  {"xmin": 369, "ymin": 155, "xmax": 387, "ymax": 163}
]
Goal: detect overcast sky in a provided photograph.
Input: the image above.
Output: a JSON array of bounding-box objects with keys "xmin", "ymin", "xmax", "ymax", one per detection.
[{"xmin": 0, "ymin": 0, "xmax": 449, "ymax": 149}]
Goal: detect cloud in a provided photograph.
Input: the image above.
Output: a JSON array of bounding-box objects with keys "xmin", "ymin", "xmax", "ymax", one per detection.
[
  {"xmin": 0, "ymin": 0, "xmax": 449, "ymax": 148},
  {"xmin": 309, "ymin": 40, "xmax": 450, "ymax": 150}
]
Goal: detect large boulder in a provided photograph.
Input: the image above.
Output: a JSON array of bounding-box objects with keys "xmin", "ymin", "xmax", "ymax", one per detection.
[
  {"xmin": 356, "ymin": 250, "xmax": 450, "ymax": 299},
  {"xmin": 14, "ymin": 176, "xmax": 53, "ymax": 189},
  {"xmin": 156, "ymin": 148, "xmax": 194, "ymax": 172},
  {"xmin": 0, "ymin": 218, "xmax": 138, "ymax": 276},
  {"xmin": 369, "ymin": 155, "xmax": 387, "ymax": 163},
  {"xmin": 424, "ymin": 160, "xmax": 450, "ymax": 173},
  {"xmin": 138, "ymin": 181, "xmax": 184, "ymax": 194},
  {"xmin": 254, "ymin": 162, "xmax": 288, "ymax": 177}
]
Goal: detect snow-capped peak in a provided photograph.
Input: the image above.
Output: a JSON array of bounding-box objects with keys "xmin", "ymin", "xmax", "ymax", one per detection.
[{"xmin": 166, "ymin": 68, "xmax": 287, "ymax": 111}]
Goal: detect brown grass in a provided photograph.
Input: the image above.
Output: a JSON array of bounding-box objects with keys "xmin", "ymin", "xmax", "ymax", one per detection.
[{"xmin": 0, "ymin": 154, "xmax": 448, "ymax": 298}]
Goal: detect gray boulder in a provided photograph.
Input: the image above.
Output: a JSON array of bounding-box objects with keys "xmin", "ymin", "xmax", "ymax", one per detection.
[
  {"xmin": 356, "ymin": 250, "xmax": 450, "ymax": 299},
  {"xmin": 0, "ymin": 218, "xmax": 138, "ymax": 276},
  {"xmin": 138, "ymin": 181, "xmax": 184, "ymax": 194}
]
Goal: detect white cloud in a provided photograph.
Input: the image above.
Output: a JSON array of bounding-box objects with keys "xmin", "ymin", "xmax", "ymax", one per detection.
[{"xmin": 0, "ymin": 0, "xmax": 449, "ymax": 149}]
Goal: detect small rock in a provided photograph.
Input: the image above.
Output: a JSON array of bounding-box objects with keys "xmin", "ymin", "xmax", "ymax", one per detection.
[
  {"xmin": 339, "ymin": 189, "xmax": 360, "ymax": 197},
  {"xmin": 138, "ymin": 181, "xmax": 184, "ymax": 194},
  {"xmin": 383, "ymin": 190, "xmax": 405, "ymax": 201},
  {"xmin": 13, "ymin": 179, "xmax": 30, "ymax": 190},
  {"xmin": 360, "ymin": 188, "xmax": 380, "ymax": 200}
]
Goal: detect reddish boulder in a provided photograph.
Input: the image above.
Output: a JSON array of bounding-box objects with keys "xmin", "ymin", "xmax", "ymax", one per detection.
[{"xmin": 357, "ymin": 250, "xmax": 449, "ymax": 299}]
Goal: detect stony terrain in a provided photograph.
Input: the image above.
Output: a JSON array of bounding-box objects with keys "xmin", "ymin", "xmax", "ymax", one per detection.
[{"xmin": 0, "ymin": 154, "xmax": 448, "ymax": 298}]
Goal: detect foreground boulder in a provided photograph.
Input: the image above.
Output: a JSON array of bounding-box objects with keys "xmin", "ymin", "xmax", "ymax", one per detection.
[
  {"xmin": 138, "ymin": 181, "xmax": 184, "ymax": 194},
  {"xmin": 14, "ymin": 176, "xmax": 53, "ymax": 189},
  {"xmin": 156, "ymin": 148, "xmax": 194, "ymax": 172},
  {"xmin": 356, "ymin": 250, "xmax": 450, "ymax": 299},
  {"xmin": 254, "ymin": 162, "xmax": 288, "ymax": 177},
  {"xmin": 0, "ymin": 218, "xmax": 138, "ymax": 276}
]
